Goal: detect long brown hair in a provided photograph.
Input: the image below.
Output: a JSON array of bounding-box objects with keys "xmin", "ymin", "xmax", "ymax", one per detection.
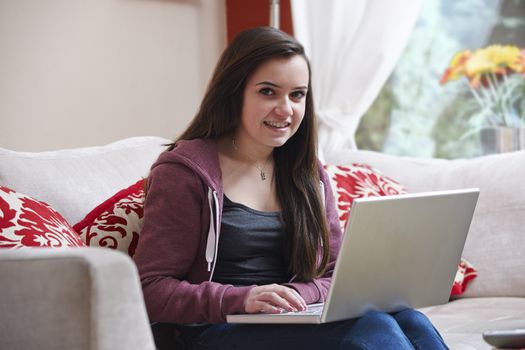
[{"xmin": 172, "ymin": 27, "xmax": 330, "ymax": 281}]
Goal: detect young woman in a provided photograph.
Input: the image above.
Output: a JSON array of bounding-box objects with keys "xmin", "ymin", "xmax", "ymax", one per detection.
[{"xmin": 133, "ymin": 27, "xmax": 449, "ymax": 350}]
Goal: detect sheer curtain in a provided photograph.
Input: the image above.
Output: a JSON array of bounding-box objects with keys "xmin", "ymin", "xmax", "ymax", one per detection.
[{"xmin": 291, "ymin": 0, "xmax": 422, "ymax": 157}]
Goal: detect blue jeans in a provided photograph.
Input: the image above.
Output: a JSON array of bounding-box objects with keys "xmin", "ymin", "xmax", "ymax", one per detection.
[{"xmin": 180, "ymin": 309, "xmax": 448, "ymax": 350}]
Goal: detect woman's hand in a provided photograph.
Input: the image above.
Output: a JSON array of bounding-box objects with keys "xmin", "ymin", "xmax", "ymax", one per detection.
[{"xmin": 244, "ymin": 284, "xmax": 307, "ymax": 314}]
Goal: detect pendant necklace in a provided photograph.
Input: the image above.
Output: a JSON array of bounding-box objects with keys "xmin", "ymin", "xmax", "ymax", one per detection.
[
  {"xmin": 231, "ymin": 138, "xmax": 271, "ymax": 181},
  {"xmin": 254, "ymin": 163, "xmax": 268, "ymax": 181}
]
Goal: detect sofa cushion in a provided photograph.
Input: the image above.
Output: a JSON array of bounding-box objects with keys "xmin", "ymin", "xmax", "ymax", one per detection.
[
  {"xmin": 0, "ymin": 136, "xmax": 169, "ymax": 225},
  {"xmin": 0, "ymin": 186, "xmax": 85, "ymax": 248},
  {"xmin": 324, "ymin": 163, "xmax": 477, "ymax": 298},
  {"xmin": 420, "ymin": 297, "xmax": 525, "ymax": 350},
  {"xmin": 326, "ymin": 149, "xmax": 525, "ymax": 298},
  {"xmin": 73, "ymin": 179, "xmax": 145, "ymax": 257}
]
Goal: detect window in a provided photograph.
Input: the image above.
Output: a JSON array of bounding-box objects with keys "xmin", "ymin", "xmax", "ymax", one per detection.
[{"xmin": 356, "ymin": 0, "xmax": 525, "ymax": 159}]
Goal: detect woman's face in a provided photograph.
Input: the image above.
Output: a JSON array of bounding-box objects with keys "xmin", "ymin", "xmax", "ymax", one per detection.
[{"xmin": 237, "ymin": 55, "xmax": 309, "ymax": 151}]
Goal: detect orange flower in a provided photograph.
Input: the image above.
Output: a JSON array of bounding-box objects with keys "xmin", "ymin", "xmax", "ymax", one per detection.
[{"xmin": 440, "ymin": 50, "xmax": 471, "ymax": 84}]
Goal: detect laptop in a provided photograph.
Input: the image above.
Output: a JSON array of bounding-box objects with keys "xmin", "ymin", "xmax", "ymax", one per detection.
[{"xmin": 227, "ymin": 188, "xmax": 480, "ymax": 324}]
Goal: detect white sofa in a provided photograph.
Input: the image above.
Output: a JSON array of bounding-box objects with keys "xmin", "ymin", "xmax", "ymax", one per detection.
[{"xmin": 1, "ymin": 136, "xmax": 524, "ymax": 350}]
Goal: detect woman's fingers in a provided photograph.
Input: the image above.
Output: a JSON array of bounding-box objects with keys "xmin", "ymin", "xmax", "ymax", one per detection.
[
  {"xmin": 275, "ymin": 286, "xmax": 307, "ymax": 311},
  {"xmin": 244, "ymin": 284, "xmax": 307, "ymax": 314},
  {"xmin": 258, "ymin": 291, "xmax": 295, "ymax": 312},
  {"xmin": 245, "ymin": 289, "xmax": 290, "ymax": 313},
  {"xmin": 252, "ymin": 300, "xmax": 284, "ymax": 314}
]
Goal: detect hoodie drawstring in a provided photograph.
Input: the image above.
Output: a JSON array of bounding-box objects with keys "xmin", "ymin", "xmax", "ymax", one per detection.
[
  {"xmin": 205, "ymin": 188, "xmax": 216, "ymax": 272},
  {"xmin": 205, "ymin": 187, "xmax": 221, "ymax": 278}
]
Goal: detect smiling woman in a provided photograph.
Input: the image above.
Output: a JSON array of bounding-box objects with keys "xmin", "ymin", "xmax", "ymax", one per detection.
[{"xmin": 132, "ymin": 27, "xmax": 449, "ymax": 350}]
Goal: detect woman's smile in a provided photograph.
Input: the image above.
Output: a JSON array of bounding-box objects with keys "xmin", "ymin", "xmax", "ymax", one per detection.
[{"xmin": 263, "ymin": 120, "xmax": 292, "ymax": 132}]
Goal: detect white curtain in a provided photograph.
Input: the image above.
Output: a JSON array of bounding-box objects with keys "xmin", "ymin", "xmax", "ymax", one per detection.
[{"xmin": 291, "ymin": 0, "xmax": 422, "ymax": 157}]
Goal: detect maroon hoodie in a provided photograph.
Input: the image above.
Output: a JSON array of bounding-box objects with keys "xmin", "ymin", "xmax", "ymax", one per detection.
[{"xmin": 133, "ymin": 138, "xmax": 343, "ymax": 324}]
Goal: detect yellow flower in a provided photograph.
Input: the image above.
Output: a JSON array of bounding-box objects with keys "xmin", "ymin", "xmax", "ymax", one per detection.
[
  {"xmin": 487, "ymin": 45, "xmax": 524, "ymax": 72},
  {"xmin": 467, "ymin": 45, "xmax": 518, "ymax": 87},
  {"xmin": 466, "ymin": 48, "xmax": 497, "ymax": 73}
]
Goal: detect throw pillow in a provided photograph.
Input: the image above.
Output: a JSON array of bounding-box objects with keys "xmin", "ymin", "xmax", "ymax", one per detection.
[
  {"xmin": 324, "ymin": 163, "xmax": 407, "ymax": 232},
  {"xmin": 73, "ymin": 179, "xmax": 145, "ymax": 257},
  {"xmin": 451, "ymin": 258, "xmax": 478, "ymax": 297},
  {"xmin": 323, "ymin": 163, "xmax": 476, "ymax": 297},
  {"xmin": 0, "ymin": 186, "xmax": 85, "ymax": 248}
]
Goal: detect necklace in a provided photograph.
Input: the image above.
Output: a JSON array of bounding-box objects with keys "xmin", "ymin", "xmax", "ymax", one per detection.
[{"xmin": 231, "ymin": 138, "xmax": 271, "ymax": 181}]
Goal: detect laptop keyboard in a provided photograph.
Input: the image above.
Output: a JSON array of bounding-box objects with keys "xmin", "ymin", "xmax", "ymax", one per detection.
[{"xmin": 282, "ymin": 303, "xmax": 324, "ymax": 315}]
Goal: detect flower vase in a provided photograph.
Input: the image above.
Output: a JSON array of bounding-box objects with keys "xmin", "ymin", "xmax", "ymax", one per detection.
[
  {"xmin": 480, "ymin": 127, "xmax": 525, "ymax": 155},
  {"xmin": 519, "ymin": 128, "xmax": 525, "ymax": 150}
]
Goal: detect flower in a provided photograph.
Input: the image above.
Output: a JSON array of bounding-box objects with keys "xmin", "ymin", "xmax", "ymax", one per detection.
[{"xmin": 440, "ymin": 45, "xmax": 525, "ymax": 128}]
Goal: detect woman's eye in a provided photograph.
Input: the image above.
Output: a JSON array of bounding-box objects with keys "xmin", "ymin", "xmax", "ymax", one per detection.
[
  {"xmin": 259, "ymin": 88, "xmax": 274, "ymax": 96},
  {"xmin": 291, "ymin": 90, "xmax": 306, "ymax": 99}
]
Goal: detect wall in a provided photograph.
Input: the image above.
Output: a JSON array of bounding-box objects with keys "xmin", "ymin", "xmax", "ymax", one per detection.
[{"xmin": 0, "ymin": 0, "xmax": 226, "ymax": 151}]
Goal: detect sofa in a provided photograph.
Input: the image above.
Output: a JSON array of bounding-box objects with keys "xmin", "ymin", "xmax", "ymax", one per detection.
[{"xmin": 1, "ymin": 136, "xmax": 524, "ymax": 350}]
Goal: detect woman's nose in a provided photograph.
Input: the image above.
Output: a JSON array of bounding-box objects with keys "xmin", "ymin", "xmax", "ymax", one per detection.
[{"xmin": 274, "ymin": 97, "xmax": 293, "ymax": 117}]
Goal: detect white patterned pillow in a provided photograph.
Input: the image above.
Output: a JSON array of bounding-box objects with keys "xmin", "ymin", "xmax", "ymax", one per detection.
[{"xmin": 73, "ymin": 179, "xmax": 145, "ymax": 257}]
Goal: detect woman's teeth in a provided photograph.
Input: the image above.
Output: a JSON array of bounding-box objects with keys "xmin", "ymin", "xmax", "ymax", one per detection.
[{"xmin": 264, "ymin": 121, "xmax": 290, "ymax": 128}]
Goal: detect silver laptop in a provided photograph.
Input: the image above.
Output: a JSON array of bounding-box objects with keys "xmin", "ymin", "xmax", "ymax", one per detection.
[{"xmin": 227, "ymin": 188, "xmax": 479, "ymax": 324}]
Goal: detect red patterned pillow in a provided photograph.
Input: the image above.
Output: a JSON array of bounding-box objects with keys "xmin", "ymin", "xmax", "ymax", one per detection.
[
  {"xmin": 324, "ymin": 163, "xmax": 407, "ymax": 232},
  {"xmin": 323, "ymin": 163, "xmax": 476, "ymax": 297},
  {"xmin": 451, "ymin": 258, "xmax": 478, "ymax": 296},
  {"xmin": 73, "ymin": 179, "xmax": 145, "ymax": 257},
  {"xmin": 0, "ymin": 186, "xmax": 85, "ymax": 248}
]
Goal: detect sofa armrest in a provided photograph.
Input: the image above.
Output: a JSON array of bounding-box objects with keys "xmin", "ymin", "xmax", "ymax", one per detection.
[{"xmin": 0, "ymin": 248, "xmax": 155, "ymax": 350}]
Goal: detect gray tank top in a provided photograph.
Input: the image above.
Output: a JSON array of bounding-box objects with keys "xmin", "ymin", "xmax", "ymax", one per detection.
[{"xmin": 212, "ymin": 196, "xmax": 290, "ymax": 286}]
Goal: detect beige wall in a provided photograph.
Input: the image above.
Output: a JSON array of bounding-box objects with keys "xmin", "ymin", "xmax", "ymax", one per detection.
[{"xmin": 0, "ymin": 0, "xmax": 226, "ymax": 151}]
